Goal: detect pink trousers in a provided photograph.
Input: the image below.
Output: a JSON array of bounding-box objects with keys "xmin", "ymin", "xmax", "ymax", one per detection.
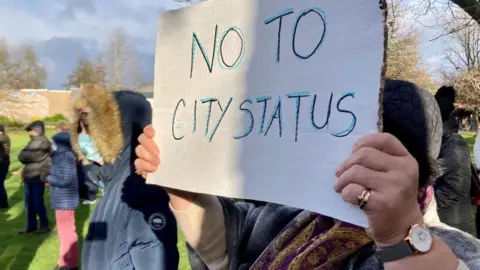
[{"xmin": 55, "ymin": 210, "xmax": 80, "ymax": 268}]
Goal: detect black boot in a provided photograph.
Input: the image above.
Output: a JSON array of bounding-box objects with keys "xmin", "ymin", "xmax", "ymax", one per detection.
[{"xmin": 18, "ymin": 228, "xmax": 37, "ymax": 235}]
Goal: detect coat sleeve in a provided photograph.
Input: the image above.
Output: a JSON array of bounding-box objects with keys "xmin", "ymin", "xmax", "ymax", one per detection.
[
  {"xmin": 131, "ymin": 93, "xmax": 152, "ymax": 130},
  {"xmin": 435, "ymin": 136, "xmax": 472, "ymax": 209},
  {"xmin": 172, "ymin": 195, "xmax": 228, "ymax": 269},
  {"xmin": 47, "ymin": 154, "xmax": 77, "ymax": 188},
  {"xmin": 18, "ymin": 138, "xmax": 51, "ymax": 164}
]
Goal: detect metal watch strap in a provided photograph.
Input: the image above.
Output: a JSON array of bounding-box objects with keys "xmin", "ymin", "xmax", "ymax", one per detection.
[{"xmin": 375, "ymin": 241, "xmax": 414, "ymax": 263}]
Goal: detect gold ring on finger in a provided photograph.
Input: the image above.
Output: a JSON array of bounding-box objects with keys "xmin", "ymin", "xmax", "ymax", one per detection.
[{"xmin": 357, "ymin": 189, "xmax": 371, "ymax": 210}]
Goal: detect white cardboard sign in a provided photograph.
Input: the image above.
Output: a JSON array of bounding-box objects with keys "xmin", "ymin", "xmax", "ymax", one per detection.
[{"xmin": 150, "ymin": 0, "xmax": 386, "ymax": 227}]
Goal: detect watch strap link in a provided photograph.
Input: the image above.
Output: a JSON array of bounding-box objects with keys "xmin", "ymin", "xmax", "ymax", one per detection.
[{"xmin": 375, "ymin": 241, "xmax": 414, "ymax": 263}]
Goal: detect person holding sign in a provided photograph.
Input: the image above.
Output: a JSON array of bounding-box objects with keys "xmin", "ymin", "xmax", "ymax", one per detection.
[
  {"xmin": 135, "ymin": 80, "xmax": 480, "ymax": 269},
  {"xmin": 71, "ymin": 84, "xmax": 179, "ymax": 270}
]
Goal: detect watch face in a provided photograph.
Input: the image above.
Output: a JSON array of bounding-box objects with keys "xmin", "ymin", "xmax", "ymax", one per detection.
[{"xmin": 410, "ymin": 225, "xmax": 433, "ymax": 253}]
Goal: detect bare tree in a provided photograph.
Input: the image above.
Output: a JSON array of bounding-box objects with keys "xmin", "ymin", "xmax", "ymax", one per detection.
[
  {"xmin": 447, "ymin": 0, "xmax": 480, "ymax": 24},
  {"xmin": 102, "ymin": 27, "xmax": 140, "ymax": 90},
  {"xmin": 441, "ymin": 12, "xmax": 480, "ymax": 71},
  {"xmin": 17, "ymin": 45, "xmax": 47, "ymax": 89},
  {"xmin": 386, "ymin": 0, "xmax": 438, "ymax": 91},
  {"xmin": 0, "ymin": 40, "xmax": 46, "ymax": 90},
  {"xmin": 449, "ymin": 69, "xmax": 480, "ymax": 123},
  {"xmin": 415, "ymin": 0, "xmax": 480, "ymax": 26},
  {"xmin": 64, "ymin": 58, "xmax": 106, "ymax": 89}
]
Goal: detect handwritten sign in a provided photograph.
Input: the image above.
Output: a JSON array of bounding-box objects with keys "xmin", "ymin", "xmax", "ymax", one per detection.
[{"xmin": 149, "ymin": 0, "xmax": 386, "ymax": 227}]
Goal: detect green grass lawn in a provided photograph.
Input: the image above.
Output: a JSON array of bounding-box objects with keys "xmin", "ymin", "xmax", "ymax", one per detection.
[{"xmin": 0, "ymin": 130, "xmax": 190, "ymax": 270}]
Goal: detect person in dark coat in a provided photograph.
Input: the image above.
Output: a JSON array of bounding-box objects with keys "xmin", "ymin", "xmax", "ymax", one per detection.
[
  {"xmin": 18, "ymin": 120, "xmax": 51, "ymax": 234},
  {"xmin": 47, "ymin": 122, "xmax": 80, "ymax": 270},
  {"xmin": 0, "ymin": 124, "xmax": 10, "ymax": 209},
  {"xmin": 434, "ymin": 86, "xmax": 476, "ymax": 236},
  {"xmin": 135, "ymin": 80, "xmax": 480, "ymax": 269},
  {"xmin": 70, "ymin": 84, "xmax": 178, "ymax": 270}
]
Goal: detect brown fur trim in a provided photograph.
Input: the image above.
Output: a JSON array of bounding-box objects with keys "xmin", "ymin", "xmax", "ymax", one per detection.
[{"xmin": 70, "ymin": 84, "xmax": 124, "ymax": 164}]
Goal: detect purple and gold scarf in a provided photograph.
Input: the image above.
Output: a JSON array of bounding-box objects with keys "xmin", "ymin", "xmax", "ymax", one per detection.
[{"xmin": 251, "ymin": 186, "xmax": 434, "ymax": 270}]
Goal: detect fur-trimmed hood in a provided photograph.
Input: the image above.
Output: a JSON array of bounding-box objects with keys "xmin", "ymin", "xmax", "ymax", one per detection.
[{"xmin": 71, "ymin": 84, "xmax": 124, "ymax": 164}]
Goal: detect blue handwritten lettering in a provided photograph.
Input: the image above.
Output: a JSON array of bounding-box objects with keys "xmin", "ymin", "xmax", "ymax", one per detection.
[
  {"xmin": 286, "ymin": 91, "xmax": 311, "ymax": 142},
  {"xmin": 172, "ymin": 99, "xmax": 186, "ymax": 140},
  {"xmin": 256, "ymin": 96, "xmax": 272, "ymax": 134},
  {"xmin": 311, "ymin": 93, "xmax": 333, "ymax": 130},
  {"xmin": 208, "ymin": 98, "xmax": 233, "ymax": 142},
  {"xmin": 265, "ymin": 96, "xmax": 283, "ymax": 138},
  {"xmin": 292, "ymin": 7, "xmax": 327, "ymax": 60},
  {"xmin": 201, "ymin": 98, "xmax": 218, "ymax": 137},
  {"xmin": 218, "ymin": 27, "xmax": 245, "ymax": 69},
  {"xmin": 332, "ymin": 92, "xmax": 356, "ymax": 137},
  {"xmin": 264, "ymin": 8, "xmax": 295, "ymax": 63},
  {"xmin": 234, "ymin": 99, "xmax": 254, "ymax": 140}
]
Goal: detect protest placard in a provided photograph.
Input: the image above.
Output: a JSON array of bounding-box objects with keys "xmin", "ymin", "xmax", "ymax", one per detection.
[{"xmin": 149, "ymin": 0, "xmax": 386, "ymax": 227}]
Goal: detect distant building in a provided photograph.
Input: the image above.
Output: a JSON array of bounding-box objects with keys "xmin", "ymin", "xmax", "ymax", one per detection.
[{"xmin": 0, "ymin": 86, "xmax": 154, "ymax": 121}]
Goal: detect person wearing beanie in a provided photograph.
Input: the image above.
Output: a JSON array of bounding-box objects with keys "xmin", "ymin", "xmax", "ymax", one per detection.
[
  {"xmin": 0, "ymin": 124, "xmax": 10, "ymax": 209},
  {"xmin": 18, "ymin": 120, "xmax": 51, "ymax": 234},
  {"xmin": 434, "ymin": 86, "xmax": 476, "ymax": 236}
]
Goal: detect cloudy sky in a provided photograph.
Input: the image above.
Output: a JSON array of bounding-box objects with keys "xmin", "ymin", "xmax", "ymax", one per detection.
[{"xmin": 0, "ymin": 0, "xmax": 449, "ymax": 89}]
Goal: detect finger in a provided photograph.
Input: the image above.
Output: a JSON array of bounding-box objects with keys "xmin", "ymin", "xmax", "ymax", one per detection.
[
  {"xmin": 138, "ymin": 133, "xmax": 160, "ymax": 158},
  {"xmin": 134, "ymin": 158, "xmax": 158, "ymax": 173},
  {"xmin": 334, "ymin": 164, "xmax": 384, "ymax": 193},
  {"xmin": 335, "ymin": 147, "xmax": 396, "ymax": 176},
  {"xmin": 144, "ymin": 125, "xmax": 155, "ymax": 139},
  {"xmin": 135, "ymin": 145, "xmax": 160, "ymax": 167},
  {"xmin": 353, "ymin": 133, "xmax": 409, "ymax": 157},
  {"xmin": 340, "ymin": 182, "xmax": 367, "ymax": 206},
  {"xmin": 141, "ymin": 172, "xmax": 148, "ymax": 179}
]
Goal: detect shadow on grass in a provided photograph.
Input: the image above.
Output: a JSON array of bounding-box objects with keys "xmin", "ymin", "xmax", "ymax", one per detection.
[
  {"xmin": 0, "ymin": 176, "xmax": 92, "ymax": 270},
  {"xmin": 0, "ymin": 174, "xmax": 51, "ymax": 270}
]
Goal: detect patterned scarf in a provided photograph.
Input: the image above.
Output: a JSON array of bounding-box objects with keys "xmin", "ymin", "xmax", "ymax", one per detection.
[{"xmin": 250, "ymin": 186, "xmax": 434, "ymax": 270}]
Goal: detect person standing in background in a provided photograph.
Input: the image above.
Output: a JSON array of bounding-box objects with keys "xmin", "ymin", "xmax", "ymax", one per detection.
[
  {"xmin": 47, "ymin": 122, "xmax": 80, "ymax": 270},
  {"xmin": 77, "ymin": 116, "xmax": 104, "ymax": 204},
  {"xmin": 0, "ymin": 124, "xmax": 10, "ymax": 209},
  {"xmin": 18, "ymin": 120, "xmax": 51, "ymax": 234},
  {"xmin": 474, "ymin": 125, "xmax": 480, "ymax": 171},
  {"xmin": 434, "ymin": 86, "xmax": 476, "ymax": 236},
  {"xmin": 72, "ymin": 84, "xmax": 178, "ymax": 270},
  {"xmin": 473, "ymin": 120, "xmax": 480, "ymax": 237}
]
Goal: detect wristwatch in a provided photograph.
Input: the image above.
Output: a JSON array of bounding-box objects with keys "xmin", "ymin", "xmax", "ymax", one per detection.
[{"xmin": 375, "ymin": 224, "xmax": 433, "ymax": 263}]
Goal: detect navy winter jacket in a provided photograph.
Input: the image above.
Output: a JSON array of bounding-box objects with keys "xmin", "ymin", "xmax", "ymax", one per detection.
[
  {"xmin": 71, "ymin": 86, "xmax": 178, "ymax": 270},
  {"xmin": 47, "ymin": 132, "xmax": 79, "ymax": 210}
]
